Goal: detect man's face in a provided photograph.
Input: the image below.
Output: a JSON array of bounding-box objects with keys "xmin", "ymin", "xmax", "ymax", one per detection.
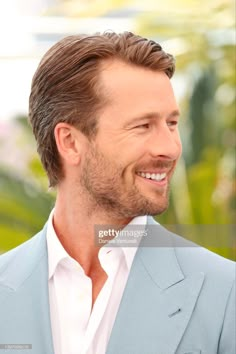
[{"xmin": 80, "ymin": 60, "xmax": 182, "ymax": 220}]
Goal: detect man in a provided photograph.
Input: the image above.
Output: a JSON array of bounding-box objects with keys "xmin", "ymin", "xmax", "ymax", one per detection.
[{"xmin": 0, "ymin": 32, "xmax": 235, "ymax": 354}]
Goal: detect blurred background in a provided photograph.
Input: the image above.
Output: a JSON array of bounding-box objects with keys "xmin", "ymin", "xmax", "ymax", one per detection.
[{"xmin": 0, "ymin": 0, "xmax": 235, "ymax": 259}]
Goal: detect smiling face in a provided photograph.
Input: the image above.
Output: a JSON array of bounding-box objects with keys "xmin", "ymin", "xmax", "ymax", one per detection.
[{"xmin": 79, "ymin": 60, "xmax": 182, "ymax": 220}]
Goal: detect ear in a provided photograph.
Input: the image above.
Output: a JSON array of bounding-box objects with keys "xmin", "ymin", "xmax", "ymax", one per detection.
[{"xmin": 54, "ymin": 123, "xmax": 82, "ymax": 166}]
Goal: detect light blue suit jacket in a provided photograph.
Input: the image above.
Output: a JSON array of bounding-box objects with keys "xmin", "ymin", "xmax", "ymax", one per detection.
[{"xmin": 0, "ymin": 217, "xmax": 235, "ymax": 354}]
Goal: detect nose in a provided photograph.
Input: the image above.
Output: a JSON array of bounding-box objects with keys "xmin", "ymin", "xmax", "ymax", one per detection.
[{"xmin": 148, "ymin": 124, "xmax": 182, "ymax": 161}]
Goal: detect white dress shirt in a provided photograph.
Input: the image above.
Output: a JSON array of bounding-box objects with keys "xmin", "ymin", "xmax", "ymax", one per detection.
[{"xmin": 46, "ymin": 210, "xmax": 147, "ymax": 354}]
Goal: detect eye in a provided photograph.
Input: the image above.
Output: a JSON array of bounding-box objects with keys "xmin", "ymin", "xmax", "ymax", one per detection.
[
  {"xmin": 167, "ymin": 121, "xmax": 178, "ymax": 128},
  {"xmin": 135, "ymin": 123, "xmax": 150, "ymax": 129}
]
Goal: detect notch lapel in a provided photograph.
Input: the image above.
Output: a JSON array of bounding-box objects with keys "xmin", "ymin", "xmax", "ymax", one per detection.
[{"xmin": 106, "ymin": 219, "xmax": 205, "ymax": 354}]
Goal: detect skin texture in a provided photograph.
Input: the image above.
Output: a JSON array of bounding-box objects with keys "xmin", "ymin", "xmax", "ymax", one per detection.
[{"xmin": 53, "ymin": 60, "xmax": 182, "ymax": 305}]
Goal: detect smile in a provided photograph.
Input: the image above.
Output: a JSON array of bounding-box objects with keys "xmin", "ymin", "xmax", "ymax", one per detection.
[{"xmin": 136, "ymin": 172, "xmax": 167, "ymax": 182}]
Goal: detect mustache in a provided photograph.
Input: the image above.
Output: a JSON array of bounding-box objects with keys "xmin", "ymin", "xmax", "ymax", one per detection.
[{"xmin": 137, "ymin": 160, "xmax": 174, "ymax": 170}]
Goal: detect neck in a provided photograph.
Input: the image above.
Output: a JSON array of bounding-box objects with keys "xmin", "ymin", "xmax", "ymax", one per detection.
[{"xmin": 53, "ymin": 185, "xmax": 132, "ymax": 275}]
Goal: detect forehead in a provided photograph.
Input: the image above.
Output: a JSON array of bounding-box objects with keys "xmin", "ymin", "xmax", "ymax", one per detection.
[{"xmin": 98, "ymin": 59, "xmax": 177, "ymax": 113}]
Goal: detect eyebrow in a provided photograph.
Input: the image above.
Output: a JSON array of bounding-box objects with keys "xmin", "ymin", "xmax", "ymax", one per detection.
[{"xmin": 125, "ymin": 109, "xmax": 180, "ymax": 126}]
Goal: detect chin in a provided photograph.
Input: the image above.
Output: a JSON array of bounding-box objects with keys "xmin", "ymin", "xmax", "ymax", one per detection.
[
  {"xmin": 147, "ymin": 195, "xmax": 169, "ymax": 215},
  {"xmin": 133, "ymin": 198, "xmax": 169, "ymax": 217},
  {"xmin": 148, "ymin": 205, "xmax": 168, "ymax": 216}
]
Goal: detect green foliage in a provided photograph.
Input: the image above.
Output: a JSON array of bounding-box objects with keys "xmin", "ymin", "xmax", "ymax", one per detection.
[
  {"xmin": 0, "ymin": 0, "xmax": 235, "ymax": 261},
  {"xmin": 0, "ymin": 168, "xmax": 54, "ymax": 253}
]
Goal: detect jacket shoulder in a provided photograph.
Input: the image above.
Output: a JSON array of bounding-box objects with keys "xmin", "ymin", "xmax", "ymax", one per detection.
[
  {"xmin": 148, "ymin": 217, "xmax": 235, "ymax": 283},
  {"xmin": 171, "ymin": 231, "xmax": 235, "ymax": 281},
  {"xmin": 0, "ymin": 228, "xmax": 47, "ymax": 290}
]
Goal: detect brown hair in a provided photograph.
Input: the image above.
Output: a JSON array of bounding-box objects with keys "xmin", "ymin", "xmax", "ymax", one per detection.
[{"xmin": 29, "ymin": 31, "xmax": 175, "ymax": 187}]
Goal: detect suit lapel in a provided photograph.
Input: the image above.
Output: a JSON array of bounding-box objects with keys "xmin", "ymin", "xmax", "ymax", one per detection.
[
  {"xmin": 106, "ymin": 218, "xmax": 205, "ymax": 354},
  {"xmin": 0, "ymin": 218, "xmax": 205, "ymax": 354},
  {"xmin": 0, "ymin": 227, "xmax": 54, "ymax": 354}
]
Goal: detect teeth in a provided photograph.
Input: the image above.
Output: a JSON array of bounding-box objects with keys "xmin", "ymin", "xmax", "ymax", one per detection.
[{"xmin": 137, "ymin": 172, "xmax": 166, "ymax": 181}]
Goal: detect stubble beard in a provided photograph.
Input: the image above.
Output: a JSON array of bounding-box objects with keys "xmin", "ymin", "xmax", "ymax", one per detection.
[{"xmin": 80, "ymin": 147, "xmax": 171, "ymax": 220}]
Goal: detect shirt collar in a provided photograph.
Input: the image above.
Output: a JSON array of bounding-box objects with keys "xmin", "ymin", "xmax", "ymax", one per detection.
[
  {"xmin": 46, "ymin": 209, "xmax": 77, "ymax": 279},
  {"xmin": 119, "ymin": 215, "xmax": 147, "ymax": 270},
  {"xmin": 46, "ymin": 209, "xmax": 147, "ymax": 279}
]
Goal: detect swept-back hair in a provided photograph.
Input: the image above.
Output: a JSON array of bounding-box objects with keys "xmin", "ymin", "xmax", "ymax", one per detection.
[{"xmin": 29, "ymin": 31, "xmax": 175, "ymax": 186}]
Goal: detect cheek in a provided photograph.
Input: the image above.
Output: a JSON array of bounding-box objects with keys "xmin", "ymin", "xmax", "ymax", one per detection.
[
  {"xmin": 124, "ymin": 147, "xmax": 147, "ymax": 172},
  {"xmin": 114, "ymin": 140, "xmax": 146, "ymax": 165},
  {"xmin": 122, "ymin": 150, "xmax": 147, "ymax": 183}
]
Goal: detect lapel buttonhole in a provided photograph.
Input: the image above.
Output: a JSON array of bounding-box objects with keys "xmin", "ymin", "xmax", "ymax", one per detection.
[{"xmin": 168, "ymin": 307, "xmax": 181, "ymax": 317}]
